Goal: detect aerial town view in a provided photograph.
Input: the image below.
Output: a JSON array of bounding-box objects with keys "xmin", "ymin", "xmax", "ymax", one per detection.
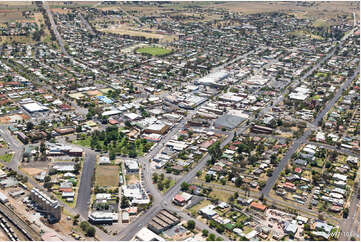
[{"xmin": 0, "ymin": 0, "xmax": 359, "ymax": 241}]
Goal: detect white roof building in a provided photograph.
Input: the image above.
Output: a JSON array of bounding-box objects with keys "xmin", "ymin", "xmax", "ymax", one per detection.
[
  {"xmin": 53, "ymin": 165, "xmax": 75, "ymax": 172},
  {"xmin": 125, "ymin": 159, "xmax": 139, "ymax": 171},
  {"xmin": 134, "ymin": 227, "xmax": 165, "ymax": 241},
  {"xmin": 333, "ymin": 173, "xmax": 347, "ymax": 182},
  {"xmin": 96, "ymin": 193, "xmax": 111, "ymax": 201},
  {"xmin": 296, "ymin": 215, "xmax": 309, "ymax": 224},
  {"xmin": 22, "ymin": 102, "xmax": 49, "ymax": 113},
  {"xmin": 196, "ymin": 69, "xmax": 229, "ymax": 86},
  {"xmin": 88, "ymin": 211, "xmax": 118, "ymax": 223},
  {"xmin": 245, "ymin": 230, "xmax": 258, "ymax": 240},
  {"xmin": 99, "ymin": 156, "xmax": 111, "ymax": 165}
]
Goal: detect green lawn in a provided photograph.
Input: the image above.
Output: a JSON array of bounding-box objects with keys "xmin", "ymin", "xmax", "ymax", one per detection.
[
  {"xmin": 312, "ymin": 95, "xmax": 321, "ymax": 100},
  {"xmin": 136, "ymin": 46, "xmax": 172, "ymax": 56},
  {"xmin": 316, "ymin": 158, "xmax": 324, "ymax": 168},
  {"xmin": 0, "ymin": 153, "xmax": 13, "ymax": 162},
  {"xmin": 73, "ymin": 137, "xmax": 92, "ymax": 148}
]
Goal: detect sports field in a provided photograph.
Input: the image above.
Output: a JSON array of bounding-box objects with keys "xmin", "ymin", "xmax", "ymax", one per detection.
[{"xmin": 136, "ymin": 46, "xmax": 172, "ymax": 56}]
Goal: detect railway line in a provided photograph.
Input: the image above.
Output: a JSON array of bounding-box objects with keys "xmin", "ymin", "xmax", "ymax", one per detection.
[
  {"xmin": 0, "ymin": 202, "xmax": 41, "ymax": 241},
  {"xmin": 0, "ymin": 215, "xmax": 21, "ymax": 241}
]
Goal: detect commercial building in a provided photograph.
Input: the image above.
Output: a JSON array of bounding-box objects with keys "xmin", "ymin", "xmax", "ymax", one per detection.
[
  {"xmin": 125, "ymin": 159, "xmax": 139, "ymax": 173},
  {"xmin": 144, "ymin": 123, "xmax": 170, "ymax": 135},
  {"xmin": 195, "ymin": 69, "xmax": 229, "ymax": 87},
  {"xmin": 88, "ymin": 211, "xmax": 118, "ymax": 224},
  {"xmin": 134, "ymin": 227, "xmax": 165, "ymax": 241},
  {"xmin": 147, "ymin": 209, "xmax": 180, "ymax": 234},
  {"xmin": 214, "ymin": 114, "xmax": 246, "ymax": 130},
  {"xmin": 22, "ymin": 102, "xmax": 49, "ymax": 113}
]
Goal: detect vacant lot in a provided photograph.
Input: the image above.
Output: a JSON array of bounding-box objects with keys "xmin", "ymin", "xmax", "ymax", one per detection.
[
  {"xmin": 136, "ymin": 46, "xmax": 172, "ymax": 56},
  {"xmin": 21, "ymin": 167, "xmax": 44, "ymax": 176},
  {"xmin": 95, "ymin": 165, "xmax": 119, "ymax": 187},
  {"xmin": 125, "ymin": 174, "xmax": 139, "ymax": 185}
]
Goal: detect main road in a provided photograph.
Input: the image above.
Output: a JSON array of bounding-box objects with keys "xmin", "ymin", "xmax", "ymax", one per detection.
[
  {"xmin": 78, "ymin": 13, "xmax": 96, "ymax": 35},
  {"xmin": 75, "ymin": 148, "xmax": 97, "ymax": 218},
  {"xmin": 43, "ymin": 0, "xmax": 69, "ymax": 56}
]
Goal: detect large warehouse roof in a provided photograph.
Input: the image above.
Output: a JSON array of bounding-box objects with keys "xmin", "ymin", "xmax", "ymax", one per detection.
[
  {"xmin": 196, "ymin": 69, "xmax": 229, "ymax": 85},
  {"xmin": 22, "ymin": 102, "xmax": 49, "ymax": 113}
]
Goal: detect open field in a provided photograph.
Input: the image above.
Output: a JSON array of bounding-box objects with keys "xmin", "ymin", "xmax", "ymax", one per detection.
[
  {"xmin": 162, "ymin": 179, "xmax": 176, "ymax": 193},
  {"xmin": 97, "ymin": 26, "xmax": 177, "ymax": 43},
  {"xmin": 95, "ymin": 165, "xmax": 119, "ymax": 187},
  {"xmin": 136, "ymin": 46, "xmax": 173, "ymax": 56},
  {"xmin": 0, "ymin": 9, "xmax": 27, "ymax": 23},
  {"xmin": 206, "ymin": 1, "xmax": 358, "ymax": 19},
  {"xmin": 0, "ymin": 2, "xmax": 37, "ymax": 22},
  {"xmin": 288, "ymin": 30, "xmax": 323, "ymax": 40},
  {"xmin": 0, "ymin": 35, "xmax": 33, "ymax": 44},
  {"xmin": 47, "ymin": 1, "xmax": 99, "ymax": 8}
]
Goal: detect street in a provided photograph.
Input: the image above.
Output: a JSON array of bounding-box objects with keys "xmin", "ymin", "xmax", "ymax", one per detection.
[
  {"xmin": 75, "ymin": 149, "xmax": 97, "ymax": 218},
  {"xmin": 43, "ymin": 1, "xmax": 69, "ymax": 56}
]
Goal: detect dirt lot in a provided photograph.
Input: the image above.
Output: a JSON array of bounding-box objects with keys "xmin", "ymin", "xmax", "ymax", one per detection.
[
  {"xmin": 95, "ymin": 165, "xmax": 119, "ymax": 187},
  {"xmin": 21, "ymin": 168, "xmax": 44, "ymax": 176},
  {"xmin": 126, "ymin": 174, "xmax": 139, "ymax": 185},
  {"xmin": 50, "ymin": 8, "xmax": 73, "ymax": 14},
  {"xmin": 0, "ymin": 113, "xmax": 30, "ymax": 123},
  {"xmin": 47, "ymin": 215, "xmax": 75, "ymax": 238}
]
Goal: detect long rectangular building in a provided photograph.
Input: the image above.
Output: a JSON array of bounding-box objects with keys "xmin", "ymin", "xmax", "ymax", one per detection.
[{"xmin": 30, "ymin": 188, "xmax": 61, "ymax": 222}]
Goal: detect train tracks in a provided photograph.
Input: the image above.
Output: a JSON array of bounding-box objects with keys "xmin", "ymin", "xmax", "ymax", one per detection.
[{"xmin": 0, "ymin": 202, "xmax": 41, "ymax": 241}]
